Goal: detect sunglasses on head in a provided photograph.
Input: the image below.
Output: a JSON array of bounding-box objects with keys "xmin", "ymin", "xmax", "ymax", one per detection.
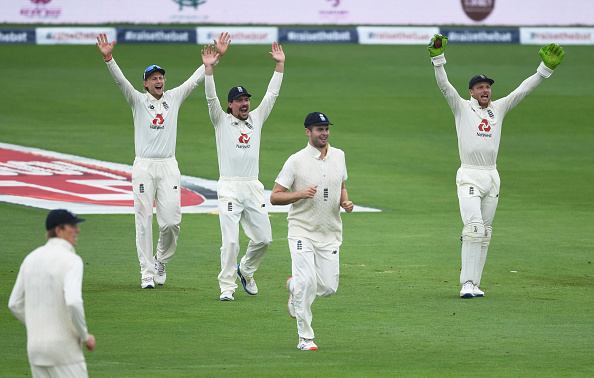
[{"xmin": 145, "ymin": 64, "xmax": 162, "ymax": 73}]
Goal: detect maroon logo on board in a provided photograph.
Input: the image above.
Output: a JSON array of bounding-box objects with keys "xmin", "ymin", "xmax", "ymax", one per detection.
[{"xmin": 461, "ymin": 0, "xmax": 495, "ymax": 22}]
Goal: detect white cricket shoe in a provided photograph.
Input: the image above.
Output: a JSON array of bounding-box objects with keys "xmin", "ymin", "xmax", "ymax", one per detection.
[
  {"xmin": 219, "ymin": 290, "xmax": 235, "ymax": 301},
  {"xmin": 460, "ymin": 281, "xmax": 474, "ymax": 298},
  {"xmin": 297, "ymin": 337, "xmax": 318, "ymax": 351},
  {"xmin": 473, "ymin": 285, "xmax": 485, "ymax": 297},
  {"xmin": 237, "ymin": 264, "xmax": 258, "ymax": 295},
  {"xmin": 154, "ymin": 255, "xmax": 166, "ymax": 286},
  {"xmin": 287, "ymin": 277, "xmax": 296, "ymax": 319},
  {"xmin": 141, "ymin": 277, "xmax": 154, "ymax": 289}
]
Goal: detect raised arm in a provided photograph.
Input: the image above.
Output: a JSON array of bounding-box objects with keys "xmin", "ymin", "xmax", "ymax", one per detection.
[
  {"xmin": 201, "ymin": 45, "xmax": 221, "ymax": 77},
  {"xmin": 270, "ymin": 42, "xmax": 285, "ymax": 73},
  {"xmin": 96, "ymin": 33, "xmax": 114, "ymax": 62}
]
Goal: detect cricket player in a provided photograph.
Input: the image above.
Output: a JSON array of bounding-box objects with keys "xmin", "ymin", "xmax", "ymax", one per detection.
[
  {"xmin": 270, "ymin": 112, "xmax": 354, "ymax": 351},
  {"xmin": 427, "ymin": 34, "xmax": 565, "ymax": 298},
  {"xmin": 96, "ymin": 33, "xmax": 230, "ymax": 289},
  {"xmin": 200, "ymin": 42, "xmax": 285, "ymax": 301},
  {"xmin": 9, "ymin": 209, "xmax": 96, "ymax": 377}
]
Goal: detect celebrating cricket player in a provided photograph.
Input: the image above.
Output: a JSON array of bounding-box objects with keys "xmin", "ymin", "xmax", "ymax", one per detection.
[
  {"xmin": 96, "ymin": 33, "xmax": 229, "ymax": 289},
  {"xmin": 427, "ymin": 34, "xmax": 565, "ymax": 298},
  {"xmin": 201, "ymin": 41, "xmax": 285, "ymax": 302},
  {"xmin": 270, "ymin": 112, "xmax": 354, "ymax": 351}
]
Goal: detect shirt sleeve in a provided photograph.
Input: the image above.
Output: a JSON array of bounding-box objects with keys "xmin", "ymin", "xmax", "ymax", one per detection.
[
  {"xmin": 251, "ymin": 71, "xmax": 283, "ymax": 127},
  {"xmin": 275, "ymin": 155, "xmax": 295, "ymax": 190},
  {"xmin": 8, "ymin": 265, "xmax": 26, "ymax": 325},
  {"xmin": 64, "ymin": 257, "xmax": 89, "ymax": 342},
  {"xmin": 493, "ymin": 65, "xmax": 546, "ymax": 115},
  {"xmin": 168, "ymin": 65, "xmax": 206, "ymax": 103},
  {"xmin": 106, "ymin": 58, "xmax": 140, "ymax": 108},
  {"xmin": 205, "ymin": 75, "xmax": 225, "ymax": 128},
  {"xmin": 434, "ymin": 63, "xmax": 464, "ymax": 115}
]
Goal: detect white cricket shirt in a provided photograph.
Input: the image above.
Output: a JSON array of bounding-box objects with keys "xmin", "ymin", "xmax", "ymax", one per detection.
[
  {"xmin": 205, "ymin": 72, "xmax": 283, "ymax": 178},
  {"xmin": 275, "ymin": 143, "xmax": 348, "ymax": 243},
  {"xmin": 432, "ymin": 55, "xmax": 554, "ymax": 168},
  {"xmin": 8, "ymin": 238, "xmax": 89, "ymax": 366},
  {"xmin": 106, "ymin": 58, "xmax": 205, "ymax": 159}
]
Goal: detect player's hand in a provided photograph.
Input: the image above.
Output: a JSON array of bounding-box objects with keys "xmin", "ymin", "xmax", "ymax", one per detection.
[
  {"xmin": 300, "ymin": 185, "xmax": 317, "ymax": 199},
  {"xmin": 84, "ymin": 334, "xmax": 96, "ymax": 352},
  {"xmin": 201, "ymin": 45, "xmax": 220, "ymax": 67},
  {"xmin": 269, "ymin": 42, "xmax": 285, "ymax": 63},
  {"xmin": 341, "ymin": 200, "xmax": 354, "ymax": 213},
  {"xmin": 427, "ymin": 34, "xmax": 448, "ymax": 57},
  {"xmin": 539, "ymin": 43, "xmax": 565, "ymax": 70},
  {"xmin": 214, "ymin": 32, "xmax": 231, "ymax": 57},
  {"xmin": 96, "ymin": 33, "xmax": 114, "ymax": 60}
]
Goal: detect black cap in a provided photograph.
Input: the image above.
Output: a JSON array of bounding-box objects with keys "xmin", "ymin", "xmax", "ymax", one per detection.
[
  {"xmin": 469, "ymin": 74, "xmax": 494, "ymax": 89},
  {"xmin": 304, "ymin": 112, "xmax": 333, "ymax": 128},
  {"xmin": 228, "ymin": 86, "xmax": 251, "ymax": 102},
  {"xmin": 46, "ymin": 209, "xmax": 85, "ymax": 231},
  {"xmin": 143, "ymin": 64, "xmax": 165, "ymax": 81}
]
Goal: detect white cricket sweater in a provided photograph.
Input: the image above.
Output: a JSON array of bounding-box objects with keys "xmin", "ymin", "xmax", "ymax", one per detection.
[
  {"xmin": 432, "ymin": 54, "xmax": 554, "ymax": 168},
  {"xmin": 9, "ymin": 238, "xmax": 89, "ymax": 366},
  {"xmin": 205, "ymin": 71, "xmax": 283, "ymax": 178},
  {"xmin": 275, "ymin": 143, "xmax": 348, "ymax": 243},
  {"xmin": 106, "ymin": 58, "xmax": 205, "ymax": 159}
]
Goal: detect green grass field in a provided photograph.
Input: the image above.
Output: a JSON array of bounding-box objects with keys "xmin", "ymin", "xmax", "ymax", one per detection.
[{"xmin": 1, "ymin": 40, "xmax": 593, "ymax": 377}]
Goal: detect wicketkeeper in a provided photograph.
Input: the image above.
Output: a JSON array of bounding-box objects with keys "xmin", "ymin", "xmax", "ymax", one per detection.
[{"xmin": 427, "ymin": 34, "xmax": 565, "ymax": 298}]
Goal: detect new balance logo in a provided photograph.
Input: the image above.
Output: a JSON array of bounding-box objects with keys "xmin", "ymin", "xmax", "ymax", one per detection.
[
  {"xmin": 469, "ymin": 186, "xmax": 474, "ymax": 195},
  {"xmin": 332, "ymin": 250, "xmax": 337, "ymax": 255},
  {"xmin": 228, "ymin": 202, "xmax": 232, "ymax": 212},
  {"xmin": 297, "ymin": 240, "xmax": 302, "ymax": 250},
  {"xmin": 324, "ymin": 188, "xmax": 329, "ymax": 201},
  {"xmin": 139, "ymin": 183, "xmax": 144, "ymax": 193},
  {"xmin": 487, "ymin": 109, "xmax": 494, "ymax": 119}
]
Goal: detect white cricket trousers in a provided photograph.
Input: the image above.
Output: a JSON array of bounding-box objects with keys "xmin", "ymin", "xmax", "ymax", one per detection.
[
  {"xmin": 217, "ymin": 177, "xmax": 272, "ymax": 292},
  {"xmin": 30, "ymin": 361, "xmax": 88, "ymax": 378},
  {"xmin": 132, "ymin": 157, "xmax": 181, "ymax": 280},
  {"xmin": 288, "ymin": 237, "xmax": 340, "ymax": 340},
  {"xmin": 457, "ymin": 166, "xmax": 499, "ymax": 285}
]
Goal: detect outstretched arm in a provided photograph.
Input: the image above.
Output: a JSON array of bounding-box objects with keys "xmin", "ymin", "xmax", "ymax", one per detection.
[
  {"xmin": 96, "ymin": 33, "xmax": 114, "ymax": 62},
  {"xmin": 270, "ymin": 42, "xmax": 285, "ymax": 73}
]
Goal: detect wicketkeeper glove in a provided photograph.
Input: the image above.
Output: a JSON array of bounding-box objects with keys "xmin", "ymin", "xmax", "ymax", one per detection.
[
  {"xmin": 427, "ymin": 34, "xmax": 448, "ymax": 57},
  {"xmin": 539, "ymin": 43, "xmax": 565, "ymax": 70}
]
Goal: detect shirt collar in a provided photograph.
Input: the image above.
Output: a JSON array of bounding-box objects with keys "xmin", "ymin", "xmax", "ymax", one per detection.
[
  {"xmin": 469, "ymin": 96, "xmax": 490, "ymax": 110},
  {"xmin": 306, "ymin": 143, "xmax": 331, "ymax": 160},
  {"xmin": 47, "ymin": 237, "xmax": 76, "ymax": 254}
]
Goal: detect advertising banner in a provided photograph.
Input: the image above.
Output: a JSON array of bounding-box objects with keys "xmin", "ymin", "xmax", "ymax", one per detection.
[
  {"xmin": 117, "ymin": 28, "xmax": 197, "ymax": 44},
  {"xmin": 36, "ymin": 27, "xmax": 116, "ymax": 45},
  {"xmin": 520, "ymin": 27, "xmax": 594, "ymax": 45},
  {"xmin": 197, "ymin": 27, "xmax": 278, "ymax": 45},
  {"xmin": 3, "ymin": 0, "xmax": 593, "ymax": 27},
  {"xmin": 357, "ymin": 27, "xmax": 439, "ymax": 45},
  {"xmin": 0, "ymin": 29, "xmax": 36, "ymax": 44},
  {"xmin": 278, "ymin": 28, "xmax": 358, "ymax": 44},
  {"xmin": 441, "ymin": 28, "xmax": 520, "ymax": 44}
]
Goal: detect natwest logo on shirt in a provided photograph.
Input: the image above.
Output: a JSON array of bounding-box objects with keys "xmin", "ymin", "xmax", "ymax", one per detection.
[
  {"xmin": 478, "ymin": 119, "xmax": 491, "ymax": 132},
  {"xmin": 236, "ymin": 133, "xmax": 251, "ymax": 149}
]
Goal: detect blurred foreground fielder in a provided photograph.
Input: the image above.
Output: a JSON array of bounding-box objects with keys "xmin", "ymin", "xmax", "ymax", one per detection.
[{"xmin": 427, "ymin": 34, "xmax": 565, "ymax": 298}]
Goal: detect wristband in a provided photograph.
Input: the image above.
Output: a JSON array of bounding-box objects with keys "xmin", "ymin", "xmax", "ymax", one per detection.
[{"xmin": 104, "ymin": 54, "xmax": 113, "ymax": 62}]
